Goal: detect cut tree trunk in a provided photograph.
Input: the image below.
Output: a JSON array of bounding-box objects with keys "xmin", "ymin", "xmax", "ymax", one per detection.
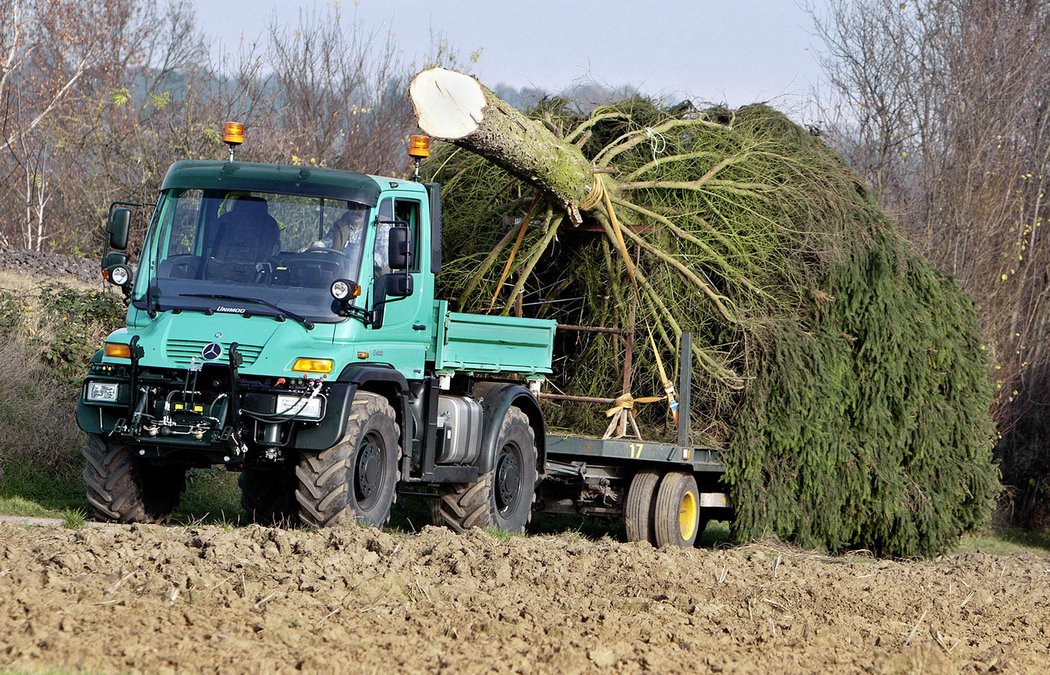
[{"xmin": 410, "ymin": 67, "xmax": 596, "ymax": 223}]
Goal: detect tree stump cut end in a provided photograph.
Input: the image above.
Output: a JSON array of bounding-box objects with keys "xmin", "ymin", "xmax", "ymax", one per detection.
[{"xmin": 410, "ymin": 67, "xmax": 488, "ymax": 140}]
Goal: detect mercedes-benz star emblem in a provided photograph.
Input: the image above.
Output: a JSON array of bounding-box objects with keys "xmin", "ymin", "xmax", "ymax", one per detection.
[{"xmin": 201, "ymin": 342, "xmax": 223, "ymax": 360}]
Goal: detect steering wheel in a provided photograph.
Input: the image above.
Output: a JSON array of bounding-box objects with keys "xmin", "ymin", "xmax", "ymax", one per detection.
[
  {"xmin": 285, "ymin": 248, "xmax": 354, "ymax": 289},
  {"xmin": 302, "ymin": 247, "xmax": 352, "ymax": 261}
]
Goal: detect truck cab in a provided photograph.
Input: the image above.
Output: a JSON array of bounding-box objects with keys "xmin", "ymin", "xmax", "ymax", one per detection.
[{"xmin": 78, "ymin": 140, "xmax": 555, "ymax": 531}]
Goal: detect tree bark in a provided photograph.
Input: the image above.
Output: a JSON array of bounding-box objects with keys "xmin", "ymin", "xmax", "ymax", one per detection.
[{"xmin": 410, "ymin": 67, "xmax": 596, "ymax": 223}]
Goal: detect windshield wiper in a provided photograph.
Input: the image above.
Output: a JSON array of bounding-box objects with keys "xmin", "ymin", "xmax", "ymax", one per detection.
[{"xmin": 179, "ymin": 293, "xmax": 316, "ymax": 330}]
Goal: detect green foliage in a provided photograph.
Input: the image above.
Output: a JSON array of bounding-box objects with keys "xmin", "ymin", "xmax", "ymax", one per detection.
[
  {"xmin": 0, "ymin": 292, "xmax": 25, "ymax": 334},
  {"xmin": 0, "ymin": 282, "xmax": 125, "ymax": 387},
  {"xmin": 34, "ymin": 284, "xmax": 125, "ymax": 386},
  {"xmin": 0, "ymin": 458, "xmax": 85, "ymax": 513},
  {"xmin": 109, "ymin": 88, "xmax": 131, "ymax": 106},
  {"xmin": 173, "ymin": 469, "xmax": 242, "ymax": 525},
  {"xmin": 429, "ymin": 98, "xmax": 1000, "ymax": 557},
  {"xmin": 0, "ymin": 281, "xmax": 123, "ymax": 519},
  {"xmin": 62, "ymin": 509, "xmax": 87, "ymax": 530},
  {"xmin": 724, "ymin": 232, "xmax": 999, "ymax": 556},
  {"xmin": 483, "ymin": 527, "xmax": 514, "ymax": 542},
  {"xmin": 0, "ymin": 460, "xmax": 246, "ymax": 527}
]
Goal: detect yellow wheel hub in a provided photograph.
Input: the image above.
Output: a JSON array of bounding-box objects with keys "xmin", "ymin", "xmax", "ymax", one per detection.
[{"xmin": 678, "ymin": 490, "xmax": 698, "ymax": 540}]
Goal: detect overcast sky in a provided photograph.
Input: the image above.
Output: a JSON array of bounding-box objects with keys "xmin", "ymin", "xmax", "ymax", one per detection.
[{"xmin": 190, "ymin": 0, "xmax": 828, "ymax": 111}]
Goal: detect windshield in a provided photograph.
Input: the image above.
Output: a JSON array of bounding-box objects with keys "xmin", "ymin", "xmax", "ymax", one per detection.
[{"xmin": 133, "ymin": 189, "xmax": 374, "ymax": 323}]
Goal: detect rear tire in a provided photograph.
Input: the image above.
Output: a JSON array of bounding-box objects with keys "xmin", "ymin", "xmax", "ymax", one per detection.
[
  {"xmin": 296, "ymin": 392, "xmax": 400, "ymax": 527},
  {"xmin": 624, "ymin": 469, "xmax": 661, "ymax": 545},
  {"xmin": 82, "ymin": 434, "xmax": 185, "ymax": 523},
  {"xmin": 433, "ymin": 408, "xmax": 537, "ymax": 534},
  {"xmin": 240, "ymin": 467, "xmax": 299, "ymax": 525},
  {"xmin": 653, "ymin": 472, "xmax": 700, "ymax": 548}
]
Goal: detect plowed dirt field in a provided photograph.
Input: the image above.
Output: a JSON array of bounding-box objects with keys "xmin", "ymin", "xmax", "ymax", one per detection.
[{"xmin": 1, "ymin": 521, "xmax": 1048, "ymax": 673}]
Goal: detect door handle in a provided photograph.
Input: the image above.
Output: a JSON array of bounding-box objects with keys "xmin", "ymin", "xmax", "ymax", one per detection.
[{"xmin": 412, "ymin": 324, "xmax": 427, "ymax": 331}]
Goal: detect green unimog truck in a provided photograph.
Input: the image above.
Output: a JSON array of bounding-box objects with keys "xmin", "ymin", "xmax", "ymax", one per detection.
[{"xmin": 78, "ymin": 129, "xmax": 728, "ymax": 546}]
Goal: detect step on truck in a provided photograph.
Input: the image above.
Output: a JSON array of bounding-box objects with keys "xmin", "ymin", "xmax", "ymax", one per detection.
[{"xmin": 78, "ymin": 126, "xmax": 730, "ymax": 546}]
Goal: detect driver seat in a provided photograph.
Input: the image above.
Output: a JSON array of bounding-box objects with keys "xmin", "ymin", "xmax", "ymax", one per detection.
[
  {"xmin": 207, "ymin": 196, "xmax": 280, "ymax": 282},
  {"xmin": 212, "ymin": 197, "xmax": 280, "ymax": 261}
]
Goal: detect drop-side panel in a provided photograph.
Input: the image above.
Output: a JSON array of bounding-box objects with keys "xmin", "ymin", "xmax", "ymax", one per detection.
[{"xmin": 433, "ymin": 300, "xmax": 555, "ymax": 374}]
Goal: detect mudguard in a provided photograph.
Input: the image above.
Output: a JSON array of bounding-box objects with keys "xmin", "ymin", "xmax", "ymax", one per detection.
[
  {"xmin": 337, "ymin": 364, "xmax": 411, "ymax": 392},
  {"xmin": 306, "ymin": 364, "xmax": 413, "ymax": 452},
  {"xmin": 294, "ymin": 382, "xmax": 358, "ymax": 450},
  {"xmin": 473, "ymin": 381, "xmax": 546, "ymax": 477},
  {"xmin": 76, "ymin": 399, "xmax": 118, "ymax": 435}
]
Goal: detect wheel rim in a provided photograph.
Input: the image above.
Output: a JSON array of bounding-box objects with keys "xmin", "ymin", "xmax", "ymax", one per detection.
[
  {"xmin": 354, "ymin": 432, "xmax": 384, "ymax": 508},
  {"xmin": 495, "ymin": 443, "xmax": 522, "ymax": 515},
  {"xmin": 678, "ymin": 489, "xmax": 698, "ymax": 541}
]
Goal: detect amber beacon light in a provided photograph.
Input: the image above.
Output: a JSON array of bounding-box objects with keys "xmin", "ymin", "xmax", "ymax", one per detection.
[
  {"xmin": 223, "ymin": 122, "xmax": 244, "ymax": 160},
  {"xmin": 409, "ymin": 135, "xmax": 430, "ymax": 179},
  {"xmin": 408, "ymin": 135, "xmax": 431, "ymax": 158},
  {"xmin": 223, "ymin": 122, "xmax": 245, "ymax": 145}
]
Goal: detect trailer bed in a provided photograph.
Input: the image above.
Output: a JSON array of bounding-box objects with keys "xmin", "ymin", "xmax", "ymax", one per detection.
[
  {"xmin": 540, "ymin": 433, "xmax": 731, "ymax": 518},
  {"xmin": 545, "ymin": 434, "xmax": 724, "ymax": 472}
]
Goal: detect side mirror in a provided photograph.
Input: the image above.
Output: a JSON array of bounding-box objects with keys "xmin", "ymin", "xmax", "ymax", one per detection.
[
  {"xmin": 107, "ymin": 208, "xmax": 131, "ymax": 250},
  {"xmin": 386, "ymin": 273, "xmax": 413, "ymax": 297},
  {"xmin": 388, "ymin": 225, "xmax": 410, "ymax": 270},
  {"xmin": 102, "ymin": 251, "xmax": 128, "ymax": 271}
]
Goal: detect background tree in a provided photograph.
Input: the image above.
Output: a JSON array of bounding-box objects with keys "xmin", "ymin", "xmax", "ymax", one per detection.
[
  {"xmin": 811, "ymin": 0, "xmax": 1050, "ymax": 523},
  {"xmin": 0, "ymin": 0, "xmax": 423, "ymax": 254},
  {"xmin": 0, "ymin": 0, "xmax": 105, "ymax": 250}
]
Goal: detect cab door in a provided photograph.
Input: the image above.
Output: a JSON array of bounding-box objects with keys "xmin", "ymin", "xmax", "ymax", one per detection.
[{"xmin": 366, "ymin": 195, "xmax": 432, "ymax": 378}]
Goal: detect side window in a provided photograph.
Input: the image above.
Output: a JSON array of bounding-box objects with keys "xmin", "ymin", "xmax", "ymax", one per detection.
[
  {"xmin": 376, "ymin": 198, "xmax": 393, "ymax": 273},
  {"xmin": 393, "ymin": 199, "xmax": 421, "ymax": 272},
  {"xmin": 167, "ymin": 190, "xmax": 202, "ymax": 256}
]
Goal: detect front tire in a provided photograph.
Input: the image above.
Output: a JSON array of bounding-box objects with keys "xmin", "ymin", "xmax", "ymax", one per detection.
[
  {"xmin": 82, "ymin": 434, "xmax": 185, "ymax": 523},
  {"xmin": 296, "ymin": 392, "xmax": 400, "ymax": 527},
  {"xmin": 433, "ymin": 408, "xmax": 538, "ymax": 534}
]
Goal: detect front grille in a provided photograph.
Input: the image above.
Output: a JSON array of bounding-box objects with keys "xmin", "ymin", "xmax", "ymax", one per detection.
[{"xmin": 165, "ymin": 339, "xmax": 263, "ymax": 366}]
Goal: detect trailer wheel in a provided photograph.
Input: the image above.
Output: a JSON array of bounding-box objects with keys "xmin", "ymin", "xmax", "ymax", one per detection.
[
  {"xmin": 296, "ymin": 391, "xmax": 400, "ymax": 528},
  {"xmin": 433, "ymin": 407, "xmax": 537, "ymax": 534},
  {"xmin": 82, "ymin": 434, "xmax": 185, "ymax": 523},
  {"xmin": 240, "ymin": 467, "xmax": 299, "ymax": 525},
  {"xmin": 624, "ymin": 470, "xmax": 661, "ymax": 545},
  {"xmin": 694, "ymin": 518, "xmax": 711, "ymax": 546},
  {"xmin": 653, "ymin": 472, "xmax": 701, "ymax": 548}
]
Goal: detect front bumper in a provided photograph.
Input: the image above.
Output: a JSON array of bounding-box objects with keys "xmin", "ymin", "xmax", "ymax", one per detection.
[{"xmin": 77, "ymin": 360, "xmax": 356, "ymax": 464}]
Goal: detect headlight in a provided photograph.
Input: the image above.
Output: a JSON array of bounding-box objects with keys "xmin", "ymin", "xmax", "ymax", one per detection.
[
  {"xmin": 275, "ymin": 395, "xmax": 324, "ymax": 420},
  {"xmin": 109, "ymin": 264, "xmax": 131, "ymax": 286},
  {"xmin": 330, "ymin": 278, "xmax": 361, "ymax": 301},
  {"xmin": 86, "ymin": 381, "xmax": 120, "ymax": 402}
]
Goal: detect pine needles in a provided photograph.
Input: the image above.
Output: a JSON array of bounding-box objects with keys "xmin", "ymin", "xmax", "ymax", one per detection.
[{"xmin": 426, "ymin": 97, "xmax": 999, "ymax": 557}]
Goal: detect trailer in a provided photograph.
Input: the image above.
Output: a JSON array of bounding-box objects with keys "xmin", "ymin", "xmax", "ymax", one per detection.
[{"xmin": 539, "ymin": 333, "xmax": 731, "ymax": 547}]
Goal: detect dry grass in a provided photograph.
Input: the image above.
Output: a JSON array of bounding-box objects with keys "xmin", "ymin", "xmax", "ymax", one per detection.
[
  {"xmin": 0, "ymin": 338, "xmax": 84, "ymax": 471},
  {"xmin": 0, "ymin": 270, "xmax": 120, "ymax": 512},
  {"xmin": 0, "ymin": 267, "xmax": 99, "ymax": 293}
]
